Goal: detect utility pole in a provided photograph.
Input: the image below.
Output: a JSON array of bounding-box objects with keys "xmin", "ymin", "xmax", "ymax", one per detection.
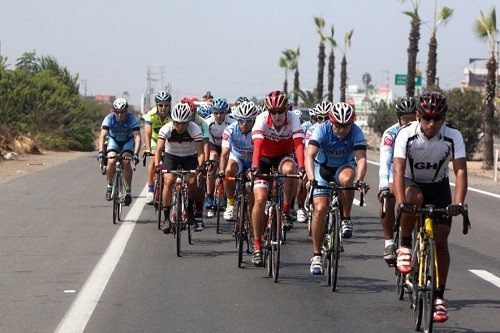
[
  {"xmin": 145, "ymin": 66, "xmax": 158, "ymax": 111},
  {"xmin": 159, "ymin": 66, "xmax": 165, "ymax": 90}
]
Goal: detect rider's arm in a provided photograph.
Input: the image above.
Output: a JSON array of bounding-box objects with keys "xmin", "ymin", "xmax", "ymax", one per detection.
[
  {"xmin": 195, "ymin": 140, "xmax": 205, "ymax": 166},
  {"xmin": 452, "ymin": 157, "xmax": 468, "ymax": 204},
  {"xmin": 251, "ymin": 138, "xmax": 263, "ymax": 169},
  {"xmin": 143, "ymin": 124, "xmax": 152, "ymax": 151},
  {"xmin": 219, "ymin": 146, "xmax": 230, "ymax": 173},
  {"xmin": 378, "ymin": 129, "xmax": 395, "ymax": 190},
  {"xmin": 155, "ymin": 138, "xmax": 165, "ymax": 166},
  {"xmin": 305, "ymin": 143, "xmax": 319, "ymax": 181},
  {"xmin": 354, "ymin": 149, "xmax": 367, "ymax": 182},
  {"xmin": 393, "ymin": 157, "xmax": 406, "ymax": 203},
  {"xmin": 98, "ymin": 128, "xmax": 108, "ymax": 154},
  {"xmin": 293, "ymin": 137, "xmax": 305, "ymax": 168},
  {"xmin": 133, "ymin": 129, "xmax": 141, "ymax": 155}
]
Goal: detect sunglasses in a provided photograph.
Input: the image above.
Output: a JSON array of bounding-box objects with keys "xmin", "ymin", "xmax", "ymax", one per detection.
[
  {"xmin": 268, "ymin": 108, "xmax": 287, "ymax": 115},
  {"xmin": 333, "ymin": 122, "xmax": 351, "ymax": 129},
  {"xmin": 316, "ymin": 115, "xmax": 329, "ymax": 122},
  {"xmin": 114, "ymin": 110, "xmax": 126, "ymax": 115},
  {"xmin": 213, "ymin": 111, "xmax": 225, "ymax": 115},
  {"xmin": 420, "ymin": 114, "xmax": 444, "ymax": 122},
  {"xmin": 238, "ymin": 118, "xmax": 254, "ymax": 124},
  {"xmin": 173, "ymin": 121, "xmax": 189, "ymax": 126},
  {"xmin": 157, "ymin": 103, "xmax": 170, "ymax": 108}
]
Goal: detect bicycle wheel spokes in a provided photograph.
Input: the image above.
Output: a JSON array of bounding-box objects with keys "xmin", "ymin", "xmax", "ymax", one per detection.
[
  {"xmin": 331, "ymin": 208, "xmax": 341, "ymax": 291},
  {"xmin": 272, "ymin": 209, "xmax": 281, "ymax": 283},
  {"xmin": 422, "ymin": 239, "xmax": 436, "ymax": 333}
]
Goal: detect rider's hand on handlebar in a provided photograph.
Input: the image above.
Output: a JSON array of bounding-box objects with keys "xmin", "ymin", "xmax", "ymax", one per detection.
[
  {"xmin": 196, "ymin": 164, "xmax": 205, "ymax": 174},
  {"xmin": 399, "ymin": 202, "xmax": 417, "ymax": 214},
  {"xmin": 250, "ymin": 166, "xmax": 258, "ymax": 177},
  {"xmin": 133, "ymin": 154, "xmax": 140, "ymax": 165},
  {"xmin": 154, "ymin": 164, "xmax": 163, "ymax": 174},
  {"xmin": 297, "ymin": 167, "xmax": 306, "ymax": 179},
  {"xmin": 217, "ymin": 171, "xmax": 225, "ymax": 179},
  {"xmin": 142, "ymin": 150, "xmax": 151, "ymax": 159},
  {"xmin": 378, "ymin": 188, "xmax": 390, "ymax": 201},
  {"xmin": 97, "ymin": 151, "xmax": 104, "ymax": 161},
  {"xmin": 446, "ymin": 203, "xmax": 463, "ymax": 216},
  {"xmin": 356, "ymin": 180, "xmax": 369, "ymax": 192}
]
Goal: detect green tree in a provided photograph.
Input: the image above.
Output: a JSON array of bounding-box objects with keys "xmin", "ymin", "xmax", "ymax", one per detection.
[
  {"xmin": 367, "ymin": 100, "xmax": 396, "ymax": 136},
  {"xmin": 296, "ymin": 88, "xmax": 317, "ymax": 108},
  {"xmin": 314, "ymin": 16, "xmax": 326, "ymax": 103},
  {"xmin": 426, "ymin": 5, "xmax": 453, "ymax": 89},
  {"xmin": 291, "ymin": 46, "xmax": 301, "ymax": 106},
  {"xmin": 339, "ymin": 29, "xmax": 354, "ymax": 103},
  {"xmin": 279, "ymin": 50, "xmax": 292, "ymax": 94},
  {"xmin": 401, "ymin": 0, "xmax": 422, "ymax": 97},
  {"xmin": 15, "ymin": 50, "xmax": 40, "ymax": 73},
  {"xmin": 326, "ymin": 25, "xmax": 337, "ymax": 102},
  {"xmin": 473, "ymin": 7, "xmax": 498, "ymax": 169}
]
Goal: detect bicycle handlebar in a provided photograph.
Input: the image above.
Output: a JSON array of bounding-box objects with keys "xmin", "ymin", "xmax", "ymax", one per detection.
[
  {"xmin": 250, "ymin": 172, "xmax": 302, "ymax": 191},
  {"xmin": 394, "ymin": 204, "xmax": 471, "ymax": 235},
  {"xmin": 105, "ymin": 155, "xmax": 136, "ymax": 171},
  {"xmin": 142, "ymin": 152, "xmax": 154, "ymax": 167},
  {"xmin": 311, "ymin": 181, "xmax": 366, "ymax": 207},
  {"xmin": 379, "ymin": 191, "xmax": 395, "ymax": 218}
]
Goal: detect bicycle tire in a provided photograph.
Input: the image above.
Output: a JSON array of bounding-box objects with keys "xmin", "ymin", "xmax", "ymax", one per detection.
[
  {"xmin": 118, "ymin": 173, "xmax": 125, "ymax": 221},
  {"xmin": 395, "ymin": 226, "xmax": 405, "ymax": 300},
  {"xmin": 324, "ymin": 211, "xmax": 333, "ymax": 285},
  {"xmin": 215, "ymin": 183, "xmax": 222, "ymax": 234},
  {"xmin": 273, "ymin": 207, "xmax": 281, "ymax": 283},
  {"xmin": 237, "ymin": 197, "xmax": 246, "ymax": 268},
  {"xmin": 112, "ymin": 172, "xmax": 120, "ymax": 224},
  {"xmin": 175, "ymin": 189, "xmax": 182, "ymax": 257},
  {"xmin": 330, "ymin": 206, "xmax": 341, "ymax": 291},
  {"xmin": 156, "ymin": 176, "xmax": 163, "ymax": 230},
  {"xmin": 412, "ymin": 242, "xmax": 423, "ymax": 331},
  {"xmin": 422, "ymin": 238, "xmax": 436, "ymax": 333},
  {"xmin": 265, "ymin": 206, "xmax": 274, "ymax": 277}
]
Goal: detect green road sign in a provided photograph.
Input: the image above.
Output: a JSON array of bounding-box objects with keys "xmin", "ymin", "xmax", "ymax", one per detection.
[{"xmin": 395, "ymin": 74, "xmax": 423, "ymax": 86}]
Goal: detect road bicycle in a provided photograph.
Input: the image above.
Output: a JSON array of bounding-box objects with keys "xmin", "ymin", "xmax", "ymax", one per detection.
[
  {"xmin": 142, "ymin": 152, "xmax": 164, "ymax": 229},
  {"xmin": 253, "ymin": 167, "xmax": 302, "ymax": 282},
  {"xmin": 222, "ymin": 173, "xmax": 252, "ymax": 268},
  {"xmin": 103, "ymin": 155, "xmax": 134, "ymax": 224},
  {"xmin": 309, "ymin": 180, "xmax": 367, "ymax": 291},
  {"xmin": 161, "ymin": 168, "xmax": 198, "ymax": 257},
  {"xmin": 395, "ymin": 204, "xmax": 471, "ymax": 333}
]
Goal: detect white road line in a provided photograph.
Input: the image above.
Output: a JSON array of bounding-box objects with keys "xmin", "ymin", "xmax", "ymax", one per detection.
[
  {"xmin": 469, "ymin": 270, "xmax": 500, "ymax": 288},
  {"xmin": 55, "ymin": 185, "xmax": 148, "ymax": 333},
  {"xmin": 367, "ymin": 160, "xmax": 500, "ymax": 199}
]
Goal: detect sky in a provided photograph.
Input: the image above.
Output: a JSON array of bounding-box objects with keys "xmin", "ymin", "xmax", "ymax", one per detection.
[{"xmin": 0, "ymin": 0, "xmax": 497, "ymax": 107}]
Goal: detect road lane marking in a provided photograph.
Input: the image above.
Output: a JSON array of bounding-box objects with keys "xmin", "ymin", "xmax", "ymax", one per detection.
[
  {"xmin": 55, "ymin": 185, "xmax": 148, "ymax": 333},
  {"xmin": 469, "ymin": 270, "xmax": 500, "ymax": 288},
  {"xmin": 367, "ymin": 160, "xmax": 500, "ymax": 199}
]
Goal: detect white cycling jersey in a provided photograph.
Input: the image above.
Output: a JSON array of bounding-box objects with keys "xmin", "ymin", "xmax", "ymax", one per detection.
[
  {"xmin": 205, "ymin": 114, "xmax": 236, "ymax": 146},
  {"xmin": 157, "ymin": 122, "xmax": 202, "ymax": 157},
  {"xmin": 378, "ymin": 122, "xmax": 402, "ymax": 190},
  {"xmin": 393, "ymin": 121, "xmax": 466, "ymax": 183}
]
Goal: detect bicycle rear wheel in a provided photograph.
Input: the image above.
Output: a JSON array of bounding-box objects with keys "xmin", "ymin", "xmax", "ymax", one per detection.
[
  {"xmin": 394, "ymin": 226, "xmax": 405, "ymax": 300},
  {"xmin": 175, "ymin": 190, "xmax": 182, "ymax": 257},
  {"xmin": 272, "ymin": 208, "xmax": 281, "ymax": 282},
  {"xmin": 215, "ymin": 182, "xmax": 223, "ymax": 234},
  {"xmin": 422, "ymin": 238, "xmax": 436, "ymax": 333},
  {"xmin": 236, "ymin": 198, "xmax": 246, "ymax": 268},
  {"xmin": 330, "ymin": 207, "xmax": 341, "ymax": 291},
  {"xmin": 412, "ymin": 242, "xmax": 423, "ymax": 331},
  {"xmin": 156, "ymin": 176, "xmax": 163, "ymax": 230}
]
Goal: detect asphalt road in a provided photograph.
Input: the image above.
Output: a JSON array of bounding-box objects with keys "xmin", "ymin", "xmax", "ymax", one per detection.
[{"xmin": 0, "ymin": 154, "xmax": 498, "ymax": 333}]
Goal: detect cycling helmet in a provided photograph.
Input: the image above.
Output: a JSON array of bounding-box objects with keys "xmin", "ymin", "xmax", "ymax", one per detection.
[
  {"xmin": 315, "ymin": 101, "xmax": 333, "ymax": 116},
  {"xmin": 171, "ymin": 102, "xmax": 193, "ymax": 122},
  {"xmin": 113, "ymin": 98, "xmax": 128, "ymax": 111},
  {"xmin": 293, "ymin": 109, "xmax": 303, "ymax": 118},
  {"xmin": 235, "ymin": 96, "xmax": 249, "ymax": 106},
  {"xmin": 309, "ymin": 107, "xmax": 316, "ymax": 117},
  {"xmin": 212, "ymin": 98, "xmax": 229, "ymax": 111},
  {"xmin": 264, "ymin": 90, "xmax": 288, "ymax": 111},
  {"xmin": 197, "ymin": 104, "xmax": 213, "ymax": 118},
  {"xmin": 329, "ymin": 102, "xmax": 356, "ymax": 124},
  {"xmin": 416, "ymin": 91, "xmax": 448, "ymax": 116},
  {"xmin": 155, "ymin": 90, "xmax": 172, "ymax": 103},
  {"xmin": 395, "ymin": 97, "xmax": 417, "ymax": 116},
  {"xmin": 180, "ymin": 97, "xmax": 197, "ymax": 112},
  {"xmin": 234, "ymin": 101, "xmax": 259, "ymax": 120}
]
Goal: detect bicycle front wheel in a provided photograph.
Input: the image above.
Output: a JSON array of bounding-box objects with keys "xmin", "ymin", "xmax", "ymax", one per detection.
[
  {"xmin": 156, "ymin": 176, "xmax": 163, "ymax": 230},
  {"xmin": 272, "ymin": 207, "xmax": 281, "ymax": 283},
  {"xmin": 236, "ymin": 198, "xmax": 246, "ymax": 268},
  {"xmin": 395, "ymin": 226, "xmax": 405, "ymax": 300},
  {"xmin": 330, "ymin": 207, "xmax": 341, "ymax": 291},
  {"xmin": 422, "ymin": 238, "xmax": 436, "ymax": 333},
  {"xmin": 175, "ymin": 190, "xmax": 182, "ymax": 257},
  {"xmin": 412, "ymin": 242, "xmax": 423, "ymax": 331}
]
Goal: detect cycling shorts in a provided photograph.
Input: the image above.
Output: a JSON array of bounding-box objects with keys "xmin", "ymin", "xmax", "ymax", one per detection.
[
  {"xmin": 229, "ymin": 152, "xmax": 252, "ymax": 175},
  {"xmin": 209, "ymin": 143, "xmax": 222, "ymax": 157},
  {"xmin": 107, "ymin": 137, "xmax": 135, "ymax": 155},
  {"xmin": 162, "ymin": 153, "xmax": 198, "ymax": 171},
  {"xmin": 254, "ymin": 154, "xmax": 296, "ymax": 190},
  {"xmin": 313, "ymin": 162, "xmax": 356, "ymax": 197}
]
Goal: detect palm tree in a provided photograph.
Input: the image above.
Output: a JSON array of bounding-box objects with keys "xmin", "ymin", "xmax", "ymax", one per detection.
[
  {"xmin": 15, "ymin": 50, "xmax": 40, "ymax": 73},
  {"xmin": 362, "ymin": 72, "xmax": 372, "ymax": 103},
  {"xmin": 473, "ymin": 7, "xmax": 497, "ymax": 169},
  {"xmin": 401, "ymin": 0, "xmax": 422, "ymax": 97},
  {"xmin": 296, "ymin": 88, "xmax": 317, "ymax": 108},
  {"xmin": 426, "ymin": 5, "xmax": 453, "ymax": 90},
  {"xmin": 314, "ymin": 16, "xmax": 326, "ymax": 103},
  {"xmin": 326, "ymin": 25, "xmax": 337, "ymax": 102},
  {"xmin": 291, "ymin": 46, "xmax": 301, "ymax": 106},
  {"xmin": 339, "ymin": 29, "xmax": 354, "ymax": 103},
  {"xmin": 279, "ymin": 49, "xmax": 293, "ymax": 94}
]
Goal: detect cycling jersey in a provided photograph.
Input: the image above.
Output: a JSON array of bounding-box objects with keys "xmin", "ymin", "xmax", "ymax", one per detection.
[
  {"xmin": 157, "ymin": 122, "xmax": 202, "ymax": 157},
  {"xmin": 221, "ymin": 122, "xmax": 253, "ymax": 162},
  {"xmin": 101, "ymin": 112, "xmax": 140, "ymax": 143},
  {"xmin": 193, "ymin": 114, "xmax": 210, "ymax": 141},
  {"xmin": 378, "ymin": 122, "xmax": 402, "ymax": 190},
  {"xmin": 304, "ymin": 122, "xmax": 319, "ymax": 147},
  {"xmin": 205, "ymin": 114, "xmax": 236, "ymax": 146},
  {"xmin": 251, "ymin": 111, "xmax": 305, "ymax": 167},
  {"xmin": 143, "ymin": 107, "xmax": 171, "ymax": 148},
  {"xmin": 308, "ymin": 121, "xmax": 366, "ymax": 168},
  {"xmin": 302, "ymin": 120, "xmax": 314, "ymax": 134},
  {"xmin": 393, "ymin": 121, "xmax": 466, "ymax": 183}
]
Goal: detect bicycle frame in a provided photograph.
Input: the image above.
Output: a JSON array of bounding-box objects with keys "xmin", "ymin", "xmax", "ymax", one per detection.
[{"xmin": 106, "ymin": 155, "xmax": 133, "ymax": 224}]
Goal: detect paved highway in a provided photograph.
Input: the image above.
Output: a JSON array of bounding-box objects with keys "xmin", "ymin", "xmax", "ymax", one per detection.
[{"xmin": 0, "ymin": 153, "xmax": 498, "ymax": 332}]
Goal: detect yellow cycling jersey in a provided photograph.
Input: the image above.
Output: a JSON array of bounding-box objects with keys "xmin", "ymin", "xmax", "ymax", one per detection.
[{"xmin": 144, "ymin": 107, "xmax": 171, "ymax": 147}]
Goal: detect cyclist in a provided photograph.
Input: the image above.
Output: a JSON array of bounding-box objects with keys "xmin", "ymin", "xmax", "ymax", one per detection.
[
  {"xmin": 301, "ymin": 107, "xmax": 317, "ymax": 134},
  {"xmin": 155, "ymin": 102, "xmax": 206, "ymax": 234},
  {"xmin": 250, "ymin": 90, "xmax": 305, "ymax": 267},
  {"xmin": 97, "ymin": 98, "xmax": 141, "ymax": 206},
  {"xmin": 181, "ymin": 97, "xmax": 210, "ymax": 230},
  {"xmin": 304, "ymin": 101, "xmax": 367, "ymax": 275},
  {"xmin": 218, "ymin": 101, "xmax": 258, "ymax": 220},
  {"xmin": 393, "ymin": 91, "xmax": 467, "ymax": 323},
  {"xmin": 378, "ymin": 97, "xmax": 417, "ymax": 266},
  {"xmin": 197, "ymin": 104, "xmax": 213, "ymax": 119},
  {"xmin": 143, "ymin": 91, "xmax": 172, "ymax": 204},
  {"xmin": 203, "ymin": 98, "xmax": 236, "ymax": 217}
]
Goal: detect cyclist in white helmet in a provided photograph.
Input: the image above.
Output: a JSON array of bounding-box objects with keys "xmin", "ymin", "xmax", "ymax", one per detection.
[{"xmin": 155, "ymin": 102, "xmax": 206, "ymax": 234}]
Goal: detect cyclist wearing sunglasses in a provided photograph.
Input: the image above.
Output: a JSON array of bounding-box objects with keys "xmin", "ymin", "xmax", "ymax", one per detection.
[
  {"xmin": 378, "ymin": 97, "xmax": 417, "ymax": 266},
  {"xmin": 97, "ymin": 98, "xmax": 142, "ymax": 206},
  {"xmin": 203, "ymin": 98, "xmax": 236, "ymax": 218},
  {"xmin": 393, "ymin": 91, "xmax": 468, "ymax": 323},
  {"xmin": 218, "ymin": 101, "xmax": 259, "ymax": 220},
  {"xmin": 250, "ymin": 90, "xmax": 305, "ymax": 266},
  {"xmin": 305, "ymin": 101, "xmax": 367, "ymax": 275},
  {"xmin": 143, "ymin": 91, "xmax": 173, "ymax": 204}
]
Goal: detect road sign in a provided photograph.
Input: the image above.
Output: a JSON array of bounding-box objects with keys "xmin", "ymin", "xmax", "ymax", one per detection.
[{"xmin": 395, "ymin": 74, "xmax": 423, "ymax": 86}]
